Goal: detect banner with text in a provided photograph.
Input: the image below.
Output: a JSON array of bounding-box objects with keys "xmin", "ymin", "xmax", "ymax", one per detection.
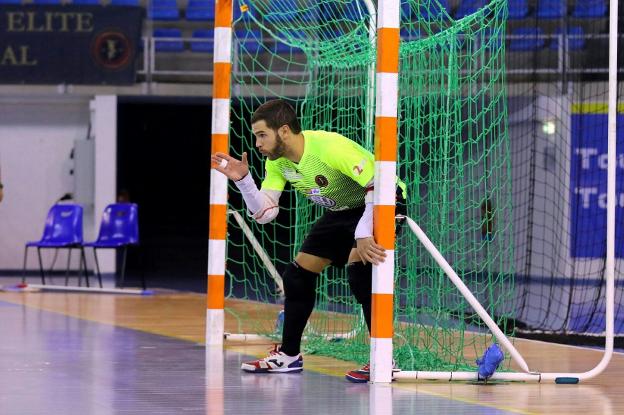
[
  {"xmin": 0, "ymin": 5, "xmax": 143, "ymax": 85},
  {"xmin": 570, "ymin": 110, "xmax": 624, "ymax": 258}
]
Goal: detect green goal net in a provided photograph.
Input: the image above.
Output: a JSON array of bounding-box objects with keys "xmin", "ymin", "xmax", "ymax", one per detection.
[{"xmin": 223, "ymin": 0, "xmax": 514, "ymax": 372}]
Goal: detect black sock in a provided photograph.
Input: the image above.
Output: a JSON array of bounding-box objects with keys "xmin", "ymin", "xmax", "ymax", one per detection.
[
  {"xmin": 347, "ymin": 261, "xmax": 373, "ymax": 334},
  {"xmin": 279, "ymin": 261, "xmax": 319, "ymax": 356}
]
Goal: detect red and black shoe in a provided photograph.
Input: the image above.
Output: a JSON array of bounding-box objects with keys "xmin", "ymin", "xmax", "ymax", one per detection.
[{"xmin": 345, "ymin": 361, "xmax": 400, "ymax": 383}]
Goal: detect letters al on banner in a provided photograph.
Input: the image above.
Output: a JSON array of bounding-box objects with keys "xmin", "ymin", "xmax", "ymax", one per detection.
[
  {"xmin": 0, "ymin": 5, "xmax": 143, "ymax": 85},
  {"xmin": 570, "ymin": 112, "xmax": 624, "ymax": 258}
]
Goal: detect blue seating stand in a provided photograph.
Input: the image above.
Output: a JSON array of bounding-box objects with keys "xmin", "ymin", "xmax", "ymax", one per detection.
[
  {"xmin": 273, "ymin": 31, "xmax": 305, "ymax": 54},
  {"xmin": 550, "ymin": 26, "xmax": 586, "ymax": 51},
  {"xmin": 190, "ymin": 30, "xmax": 214, "ymax": 53},
  {"xmin": 454, "ymin": 0, "xmax": 486, "ymax": 19},
  {"xmin": 149, "ymin": 0, "xmax": 180, "ymax": 21},
  {"xmin": 509, "ymin": 27, "xmax": 546, "ymax": 51},
  {"xmin": 537, "ymin": 0, "xmax": 566, "ymax": 19},
  {"xmin": 508, "ymin": 0, "xmax": 529, "ymax": 19},
  {"xmin": 110, "ymin": 0, "xmax": 140, "ymax": 6},
  {"xmin": 237, "ymin": 29, "xmax": 262, "ymax": 54},
  {"xmin": 22, "ymin": 204, "xmax": 92, "ymax": 287},
  {"xmin": 420, "ymin": 0, "xmax": 450, "ymax": 21},
  {"xmin": 572, "ymin": 0, "xmax": 607, "ymax": 18},
  {"xmin": 84, "ymin": 203, "xmax": 142, "ymax": 289},
  {"xmin": 154, "ymin": 28, "xmax": 184, "ymax": 52},
  {"xmin": 186, "ymin": 0, "xmax": 215, "ymax": 21}
]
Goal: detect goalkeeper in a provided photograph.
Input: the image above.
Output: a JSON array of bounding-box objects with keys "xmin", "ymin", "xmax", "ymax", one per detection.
[{"xmin": 212, "ymin": 99, "xmax": 405, "ymax": 380}]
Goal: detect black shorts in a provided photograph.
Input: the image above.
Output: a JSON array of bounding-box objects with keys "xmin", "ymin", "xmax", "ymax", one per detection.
[{"xmin": 299, "ymin": 206, "xmax": 365, "ymax": 267}]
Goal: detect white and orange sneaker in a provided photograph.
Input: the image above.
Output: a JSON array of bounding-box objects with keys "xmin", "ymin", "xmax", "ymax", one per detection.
[{"xmin": 241, "ymin": 346, "xmax": 303, "ymax": 373}]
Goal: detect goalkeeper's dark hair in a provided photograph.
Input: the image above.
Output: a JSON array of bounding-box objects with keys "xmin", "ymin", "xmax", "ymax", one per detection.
[{"xmin": 251, "ymin": 99, "xmax": 302, "ymax": 134}]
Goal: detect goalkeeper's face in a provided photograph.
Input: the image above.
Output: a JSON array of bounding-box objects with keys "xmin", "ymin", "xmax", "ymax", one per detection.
[{"xmin": 252, "ymin": 120, "xmax": 287, "ymax": 160}]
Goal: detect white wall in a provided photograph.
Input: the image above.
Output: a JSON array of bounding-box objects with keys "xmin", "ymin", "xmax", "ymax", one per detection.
[
  {"xmin": 92, "ymin": 95, "xmax": 117, "ymax": 273},
  {"xmin": 0, "ymin": 95, "xmax": 117, "ymax": 273}
]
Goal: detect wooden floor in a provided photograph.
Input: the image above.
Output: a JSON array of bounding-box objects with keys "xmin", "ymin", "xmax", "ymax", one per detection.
[{"xmin": 0, "ymin": 289, "xmax": 622, "ymax": 414}]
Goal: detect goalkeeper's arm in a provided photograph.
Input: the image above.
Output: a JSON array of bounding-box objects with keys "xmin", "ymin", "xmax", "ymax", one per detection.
[
  {"xmin": 211, "ymin": 151, "xmax": 281, "ymax": 224},
  {"xmin": 234, "ymin": 174, "xmax": 280, "ymax": 224}
]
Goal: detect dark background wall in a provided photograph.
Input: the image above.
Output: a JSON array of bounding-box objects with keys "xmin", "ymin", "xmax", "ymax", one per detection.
[{"xmin": 117, "ymin": 98, "xmax": 211, "ymax": 291}]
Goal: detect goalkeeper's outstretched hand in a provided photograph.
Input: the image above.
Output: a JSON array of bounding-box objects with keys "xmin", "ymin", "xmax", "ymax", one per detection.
[{"xmin": 211, "ymin": 152, "xmax": 250, "ymax": 181}]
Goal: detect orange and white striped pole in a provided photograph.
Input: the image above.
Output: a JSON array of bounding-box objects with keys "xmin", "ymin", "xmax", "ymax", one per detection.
[
  {"xmin": 207, "ymin": 0, "xmax": 233, "ymax": 346},
  {"xmin": 370, "ymin": 0, "xmax": 400, "ymax": 383}
]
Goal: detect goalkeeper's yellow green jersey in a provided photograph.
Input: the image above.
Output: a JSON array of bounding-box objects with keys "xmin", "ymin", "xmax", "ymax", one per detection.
[{"xmin": 261, "ymin": 130, "xmax": 374, "ymax": 211}]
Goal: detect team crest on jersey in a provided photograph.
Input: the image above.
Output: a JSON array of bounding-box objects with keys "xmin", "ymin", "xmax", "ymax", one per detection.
[
  {"xmin": 352, "ymin": 159, "xmax": 367, "ymax": 176},
  {"xmin": 315, "ymin": 175, "xmax": 329, "ymax": 187},
  {"xmin": 283, "ymin": 168, "xmax": 303, "ymax": 181},
  {"xmin": 308, "ymin": 195, "xmax": 336, "ymax": 207}
]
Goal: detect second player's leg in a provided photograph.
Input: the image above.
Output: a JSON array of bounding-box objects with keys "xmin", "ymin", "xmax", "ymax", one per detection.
[{"xmin": 347, "ymin": 248, "xmax": 373, "ymax": 334}]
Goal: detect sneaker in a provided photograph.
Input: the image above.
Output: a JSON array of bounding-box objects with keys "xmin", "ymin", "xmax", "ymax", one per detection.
[
  {"xmin": 241, "ymin": 345, "xmax": 303, "ymax": 373},
  {"xmin": 345, "ymin": 361, "xmax": 400, "ymax": 383}
]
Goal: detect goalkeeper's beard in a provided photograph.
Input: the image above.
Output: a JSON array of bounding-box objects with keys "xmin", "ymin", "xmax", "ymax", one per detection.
[{"xmin": 266, "ymin": 133, "xmax": 287, "ymax": 160}]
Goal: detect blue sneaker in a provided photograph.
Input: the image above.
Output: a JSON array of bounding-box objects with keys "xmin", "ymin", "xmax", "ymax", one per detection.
[{"xmin": 476, "ymin": 344, "xmax": 504, "ymax": 380}]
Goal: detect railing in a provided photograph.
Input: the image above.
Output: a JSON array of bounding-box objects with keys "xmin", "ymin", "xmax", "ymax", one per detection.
[{"xmin": 136, "ymin": 32, "xmax": 623, "ymax": 81}]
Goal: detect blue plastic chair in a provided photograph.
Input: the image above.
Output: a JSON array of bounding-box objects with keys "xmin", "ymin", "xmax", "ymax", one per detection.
[
  {"xmin": 537, "ymin": 0, "xmax": 566, "ymax": 19},
  {"xmin": 0, "ymin": 0, "xmax": 22, "ymax": 4},
  {"xmin": 509, "ymin": 27, "xmax": 546, "ymax": 51},
  {"xmin": 572, "ymin": 0, "xmax": 607, "ymax": 18},
  {"xmin": 22, "ymin": 204, "xmax": 89, "ymax": 286},
  {"xmin": 454, "ymin": 0, "xmax": 486, "ymax": 19},
  {"xmin": 186, "ymin": 0, "xmax": 215, "ymax": 21},
  {"xmin": 32, "ymin": 0, "xmax": 62, "ymax": 4},
  {"xmin": 84, "ymin": 203, "xmax": 142, "ymax": 289},
  {"xmin": 154, "ymin": 28, "xmax": 185, "ymax": 53},
  {"xmin": 190, "ymin": 29, "xmax": 214, "ymax": 53},
  {"xmin": 72, "ymin": 0, "xmax": 101, "ymax": 4},
  {"xmin": 508, "ymin": 0, "xmax": 529, "ymax": 19},
  {"xmin": 550, "ymin": 26, "xmax": 586, "ymax": 51},
  {"xmin": 148, "ymin": 0, "xmax": 180, "ymax": 21}
]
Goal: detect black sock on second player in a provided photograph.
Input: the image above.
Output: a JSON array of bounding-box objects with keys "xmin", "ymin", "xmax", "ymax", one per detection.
[{"xmin": 347, "ymin": 261, "xmax": 373, "ymax": 334}]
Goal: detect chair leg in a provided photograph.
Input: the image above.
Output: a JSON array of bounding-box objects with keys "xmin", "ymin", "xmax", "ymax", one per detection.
[
  {"xmin": 80, "ymin": 247, "xmax": 90, "ymax": 288},
  {"xmin": 138, "ymin": 246, "xmax": 146, "ymax": 290},
  {"xmin": 22, "ymin": 246, "xmax": 29, "ymax": 284},
  {"xmin": 119, "ymin": 246, "xmax": 128, "ymax": 289},
  {"xmin": 93, "ymin": 247, "xmax": 103, "ymax": 289},
  {"xmin": 77, "ymin": 248, "xmax": 83, "ymax": 287},
  {"xmin": 36, "ymin": 248, "xmax": 46, "ymax": 285},
  {"xmin": 64, "ymin": 248, "xmax": 72, "ymax": 287}
]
